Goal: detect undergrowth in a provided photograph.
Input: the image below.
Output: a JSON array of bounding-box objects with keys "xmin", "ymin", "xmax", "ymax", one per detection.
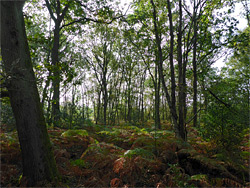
[{"xmin": 1, "ymin": 122, "xmax": 249, "ymax": 187}]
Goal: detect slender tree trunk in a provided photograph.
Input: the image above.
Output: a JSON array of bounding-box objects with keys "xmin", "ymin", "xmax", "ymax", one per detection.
[
  {"xmin": 103, "ymin": 82, "xmax": 108, "ymax": 125},
  {"xmin": 41, "ymin": 71, "xmax": 51, "ymax": 109},
  {"xmin": 166, "ymin": 0, "xmax": 178, "ymax": 129},
  {"xmin": 177, "ymin": 0, "xmax": 186, "ymax": 140},
  {"xmin": 96, "ymin": 90, "xmax": 101, "ymax": 124},
  {"xmin": 162, "ymin": 0, "xmax": 180, "ymax": 135},
  {"xmin": 192, "ymin": 0, "xmax": 198, "ymax": 127},
  {"xmin": 1, "ymin": 1, "xmax": 58, "ymax": 185},
  {"xmin": 127, "ymin": 82, "xmax": 132, "ymax": 123},
  {"xmin": 247, "ymin": 77, "xmax": 250, "ymax": 127},
  {"xmin": 151, "ymin": 0, "xmax": 179, "ymax": 136},
  {"xmin": 124, "ymin": 88, "xmax": 127, "ymax": 122},
  {"xmin": 82, "ymin": 96, "xmax": 85, "ymax": 122},
  {"xmin": 46, "ymin": 88, "xmax": 53, "ymax": 124},
  {"xmin": 45, "ymin": 0, "xmax": 69, "ymax": 126},
  {"xmin": 151, "ymin": 0, "xmax": 186, "ymax": 140},
  {"xmin": 141, "ymin": 92, "xmax": 144, "ymax": 124},
  {"xmin": 51, "ymin": 21, "xmax": 61, "ymax": 126},
  {"xmin": 154, "ymin": 65, "xmax": 161, "ymax": 129},
  {"xmin": 41, "ymin": 47, "xmax": 52, "ymax": 109},
  {"xmin": 69, "ymin": 85, "xmax": 75, "ymax": 129}
]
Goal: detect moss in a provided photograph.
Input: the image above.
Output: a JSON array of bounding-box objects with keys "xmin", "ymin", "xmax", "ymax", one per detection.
[{"xmin": 61, "ymin": 129, "xmax": 88, "ymax": 137}]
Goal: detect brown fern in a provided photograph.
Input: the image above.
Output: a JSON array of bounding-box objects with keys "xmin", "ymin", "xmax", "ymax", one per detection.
[
  {"xmin": 113, "ymin": 157, "xmax": 125, "ymax": 173},
  {"xmin": 223, "ymin": 178, "xmax": 243, "ymax": 187},
  {"xmin": 110, "ymin": 178, "xmax": 122, "ymax": 188}
]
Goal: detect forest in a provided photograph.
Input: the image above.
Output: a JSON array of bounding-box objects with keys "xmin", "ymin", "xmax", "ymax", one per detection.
[{"xmin": 0, "ymin": 0, "xmax": 249, "ymax": 187}]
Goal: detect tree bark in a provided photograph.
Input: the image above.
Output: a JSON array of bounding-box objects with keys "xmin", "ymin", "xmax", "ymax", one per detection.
[
  {"xmin": 51, "ymin": 20, "xmax": 61, "ymax": 126},
  {"xmin": 151, "ymin": 0, "xmax": 177, "ymax": 133},
  {"xmin": 166, "ymin": 0, "xmax": 179, "ymax": 130},
  {"xmin": 41, "ymin": 71, "xmax": 51, "ymax": 109},
  {"xmin": 151, "ymin": 0, "xmax": 186, "ymax": 140},
  {"xmin": 0, "ymin": 1, "xmax": 58, "ymax": 186},
  {"xmin": 45, "ymin": 0, "xmax": 69, "ymax": 126},
  {"xmin": 192, "ymin": 0, "xmax": 198, "ymax": 128},
  {"xmin": 102, "ymin": 66, "xmax": 108, "ymax": 125},
  {"xmin": 154, "ymin": 64, "xmax": 161, "ymax": 129},
  {"xmin": 96, "ymin": 90, "xmax": 101, "ymax": 124},
  {"xmin": 177, "ymin": 0, "xmax": 186, "ymax": 140}
]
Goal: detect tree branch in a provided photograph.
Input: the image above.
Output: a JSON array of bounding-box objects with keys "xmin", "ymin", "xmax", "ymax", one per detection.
[
  {"xmin": 60, "ymin": 14, "xmax": 124, "ymax": 29},
  {"xmin": 45, "ymin": 0, "xmax": 56, "ymax": 21},
  {"xmin": 207, "ymin": 88, "xmax": 231, "ymax": 108}
]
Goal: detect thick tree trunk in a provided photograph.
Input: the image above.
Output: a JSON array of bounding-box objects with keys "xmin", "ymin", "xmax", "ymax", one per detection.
[{"xmin": 0, "ymin": 1, "xmax": 58, "ymax": 186}]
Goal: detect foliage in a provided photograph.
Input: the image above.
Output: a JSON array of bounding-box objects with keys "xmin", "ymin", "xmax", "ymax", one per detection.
[
  {"xmin": 70, "ymin": 159, "xmax": 89, "ymax": 168},
  {"xmin": 1, "ymin": 0, "xmax": 250, "ymax": 187},
  {"xmin": 1, "ymin": 122, "xmax": 249, "ymax": 187},
  {"xmin": 61, "ymin": 129, "xmax": 88, "ymax": 137},
  {"xmin": 165, "ymin": 163, "xmax": 193, "ymax": 187},
  {"xmin": 199, "ymin": 27, "xmax": 250, "ymax": 164},
  {"xmin": 0, "ymin": 99, "xmax": 16, "ymax": 130},
  {"xmin": 123, "ymin": 148, "xmax": 155, "ymax": 160}
]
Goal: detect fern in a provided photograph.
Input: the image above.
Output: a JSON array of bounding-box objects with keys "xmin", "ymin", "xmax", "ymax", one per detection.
[
  {"xmin": 191, "ymin": 174, "xmax": 208, "ymax": 181},
  {"xmin": 97, "ymin": 128, "xmax": 129, "ymax": 137},
  {"xmin": 131, "ymin": 135, "xmax": 154, "ymax": 149},
  {"xmin": 61, "ymin": 129, "xmax": 88, "ymax": 137},
  {"xmin": 123, "ymin": 125, "xmax": 140, "ymax": 131},
  {"xmin": 166, "ymin": 164, "xmax": 194, "ymax": 187},
  {"xmin": 123, "ymin": 148, "xmax": 155, "ymax": 159},
  {"xmin": 222, "ymin": 178, "xmax": 243, "ymax": 187},
  {"xmin": 150, "ymin": 130, "xmax": 174, "ymax": 138},
  {"xmin": 70, "ymin": 159, "xmax": 89, "ymax": 168},
  {"xmin": 81, "ymin": 142, "xmax": 124, "ymax": 159}
]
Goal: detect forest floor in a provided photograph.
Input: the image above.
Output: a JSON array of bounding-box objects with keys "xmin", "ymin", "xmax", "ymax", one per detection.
[{"xmin": 1, "ymin": 121, "xmax": 250, "ymax": 187}]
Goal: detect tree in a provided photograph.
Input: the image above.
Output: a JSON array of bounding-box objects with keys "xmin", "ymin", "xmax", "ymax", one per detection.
[
  {"xmin": 45, "ymin": 0, "xmax": 70, "ymax": 125},
  {"xmin": 125, "ymin": 0, "xmax": 162, "ymax": 128},
  {"xmin": 149, "ymin": 0, "xmax": 186, "ymax": 139},
  {"xmin": 0, "ymin": 1, "xmax": 58, "ymax": 186}
]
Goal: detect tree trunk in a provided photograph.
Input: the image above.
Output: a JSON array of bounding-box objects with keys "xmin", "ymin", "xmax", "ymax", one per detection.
[
  {"xmin": 69, "ymin": 85, "xmax": 75, "ymax": 129},
  {"xmin": 41, "ymin": 46, "xmax": 52, "ymax": 109},
  {"xmin": 177, "ymin": 0, "xmax": 186, "ymax": 140},
  {"xmin": 0, "ymin": 1, "xmax": 58, "ymax": 186},
  {"xmin": 51, "ymin": 21, "xmax": 61, "ymax": 126},
  {"xmin": 103, "ymin": 81, "xmax": 108, "ymax": 125},
  {"xmin": 45, "ymin": 0, "xmax": 70, "ymax": 126},
  {"xmin": 192, "ymin": 0, "xmax": 198, "ymax": 128},
  {"xmin": 151, "ymin": 0, "xmax": 186, "ymax": 140},
  {"xmin": 166, "ymin": 0, "xmax": 179, "ymax": 131},
  {"xmin": 96, "ymin": 90, "xmax": 101, "ymax": 124},
  {"xmin": 154, "ymin": 65, "xmax": 161, "ymax": 129},
  {"xmin": 46, "ymin": 88, "xmax": 53, "ymax": 124},
  {"xmin": 41, "ymin": 71, "xmax": 51, "ymax": 109},
  {"xmin": 82, "ymin": 90, "xmax": 85, "ymax": 122}
]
